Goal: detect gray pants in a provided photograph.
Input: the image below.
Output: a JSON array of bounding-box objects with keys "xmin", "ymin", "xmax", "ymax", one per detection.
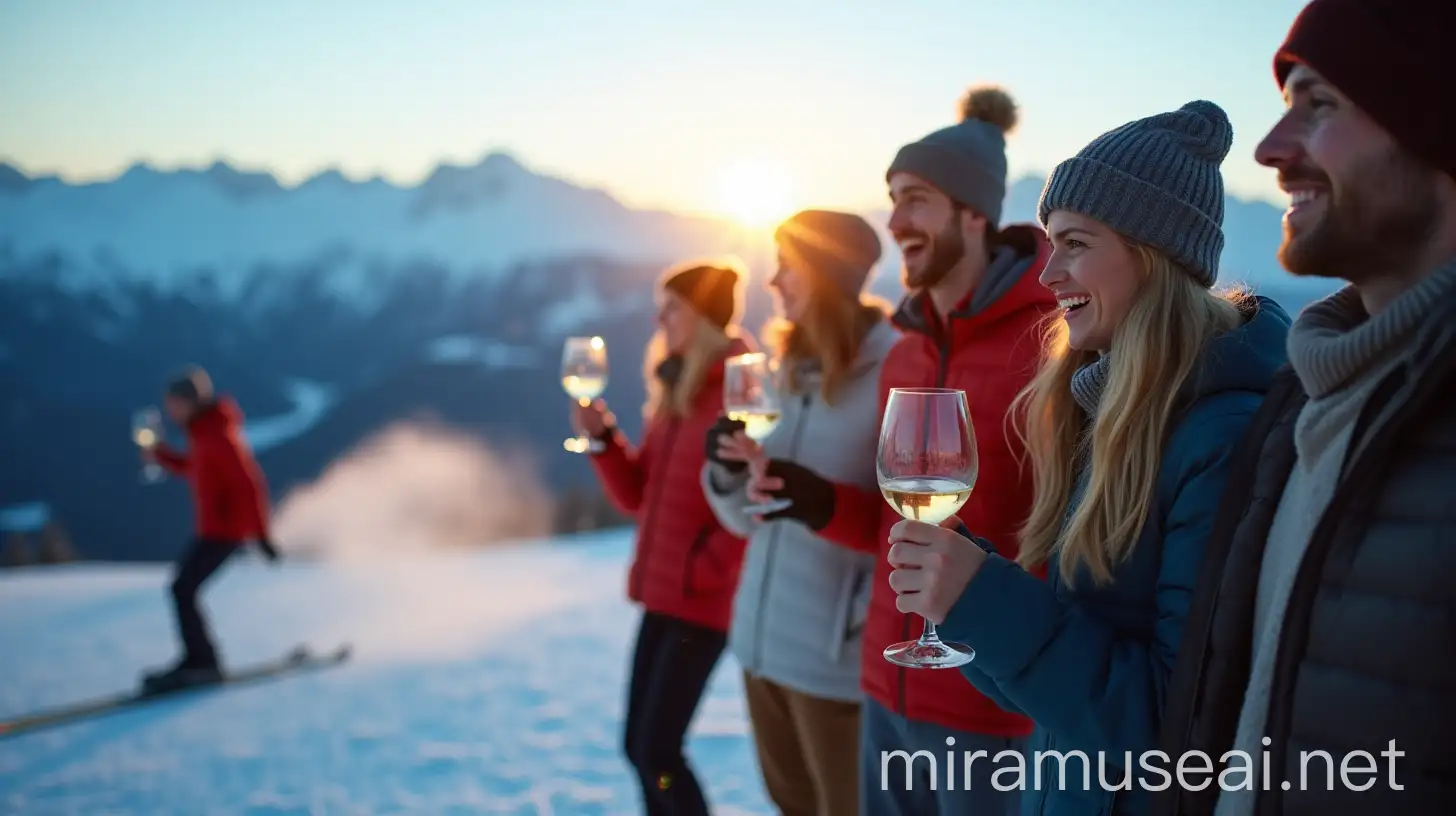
[{"xmin": 860, "ymin": 697, "xmax": 1026, "ymax": 815}]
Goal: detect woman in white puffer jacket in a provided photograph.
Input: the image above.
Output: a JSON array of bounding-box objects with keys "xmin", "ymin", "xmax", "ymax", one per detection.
[{"xmin": 702, "ymin": 208, "xmax": 897, "ymax": 816}]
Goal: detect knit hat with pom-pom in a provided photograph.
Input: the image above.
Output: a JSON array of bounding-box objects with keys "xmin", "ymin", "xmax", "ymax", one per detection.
[{"xmin": 886, "ymin": 84, "xmax": 1019, "ymax": 227}]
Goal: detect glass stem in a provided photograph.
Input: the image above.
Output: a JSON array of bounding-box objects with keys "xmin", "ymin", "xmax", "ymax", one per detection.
[{"xmin": 919, "ymin": 618, "xmax": 942, "ymax": 644}]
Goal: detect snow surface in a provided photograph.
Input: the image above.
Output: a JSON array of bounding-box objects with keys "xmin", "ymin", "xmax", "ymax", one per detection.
[{"xmin": 0, "ymin": 530, "xmax": 773, "ymax": 814}]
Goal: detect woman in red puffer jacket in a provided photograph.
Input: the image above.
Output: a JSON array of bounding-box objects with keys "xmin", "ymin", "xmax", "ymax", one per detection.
[{"xmin": 572, "ymin": 258, "xmax": 752, "ymax": 816}]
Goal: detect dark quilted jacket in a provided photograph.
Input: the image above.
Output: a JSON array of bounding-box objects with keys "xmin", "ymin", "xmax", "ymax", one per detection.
[{"xmin": 1156, "ymin": 299, "xmax": 1456, "ymax": 815}]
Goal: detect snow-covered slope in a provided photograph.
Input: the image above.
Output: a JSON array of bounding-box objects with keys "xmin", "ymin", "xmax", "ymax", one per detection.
[{"xmin": 0, "ymin": 529, "xmax": 774, "ymax": 814}]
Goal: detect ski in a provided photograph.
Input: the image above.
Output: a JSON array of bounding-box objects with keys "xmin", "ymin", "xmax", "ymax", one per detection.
[{"xmin": 0, "ymin": 642, "xmax": 352, "ymax": 741}]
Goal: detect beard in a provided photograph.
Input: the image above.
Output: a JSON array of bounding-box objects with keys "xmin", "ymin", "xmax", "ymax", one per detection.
[
  {"xmin": 1279, "ymin": 145, "xmax": 1441, "ymax": 283},
  {"xmin": 900, "ymin": 215, "xmax": 967, "ymax": 290}
]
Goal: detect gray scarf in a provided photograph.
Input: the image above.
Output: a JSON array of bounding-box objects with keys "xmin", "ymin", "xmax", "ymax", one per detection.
[
  {"xmin": 1070, "ymin": 353, "xmax": 1112, "ymax": 416},
  {"xmin": 1286, "ymin": 257, "xmax": 1456, "ymax": 399}
]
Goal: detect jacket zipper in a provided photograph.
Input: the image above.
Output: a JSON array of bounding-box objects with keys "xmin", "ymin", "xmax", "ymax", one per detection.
[
  {"xmin": 898, "ymin": 326, "xmax": 955, "ymax": 717},
  {"xmin": 751, "ymin": 390, "xmax": 813, "ymax": 672},
  {"xmin": 629, "ymin": 415, "xmax": 682, "ymax": 601}
]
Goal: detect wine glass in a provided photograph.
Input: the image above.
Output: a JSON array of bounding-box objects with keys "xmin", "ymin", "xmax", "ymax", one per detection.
[
  {"xmin": 133, "ymin": 407, "xmax": 165, "ymax": 484},
  {"xmin": 562, "ymin": 336, "xmax": 608, "ymax": 453},
  {"xmin": 724, "ymin": 353, "xmax": 790, "ymax": 515},
  {"xmin": 876, "ymin": 387, "xmax": 979, "ymax": 669}
]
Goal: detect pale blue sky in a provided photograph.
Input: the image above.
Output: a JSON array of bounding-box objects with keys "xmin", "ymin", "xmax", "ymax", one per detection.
[{"xmin": 1, "ymin": 0, "xmax": 1308, "ymax": 218}]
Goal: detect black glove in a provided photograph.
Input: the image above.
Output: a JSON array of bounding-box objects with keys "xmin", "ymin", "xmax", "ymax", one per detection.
[
  {"xmin": 704, "ymin": 415, "xmax": 749, "ymax": 474},
  {"xmin": 257, "ymin": 536, "xmax": 281, "ymax": 563},
  {"xmin": 756, "ymin": 459, "xmax": 837, "ymax": 530}
]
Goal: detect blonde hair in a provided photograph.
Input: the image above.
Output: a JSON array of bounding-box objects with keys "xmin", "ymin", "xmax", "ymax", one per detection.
[
  {"xmin": 1011, "ymin": 242, "xmax": 1250, "ymax": 587},
  {"xmin": 765, "ymin": 274, "xmax": 891, "ymax": 405},
  {"xmin": 643, "ymin": 314, "xmax": 738, "ymax": 420}
]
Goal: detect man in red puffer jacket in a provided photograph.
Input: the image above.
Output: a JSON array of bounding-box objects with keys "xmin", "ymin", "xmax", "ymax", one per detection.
[
  {"xmin": 143, "ymin": 366, "xmax": 276, "ymax": 691},
  {"xmin": 747, "ymin": 84, "xmax": 1056, "ymax": 815}
]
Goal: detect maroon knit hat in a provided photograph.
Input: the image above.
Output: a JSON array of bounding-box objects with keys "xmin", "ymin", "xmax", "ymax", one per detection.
[
  {"xmin": 1274, "ymin": 0, "xmax": 1456, "ymax": 179},
  {"xmin": 659, "ymin": 259, "xmax": 743, "ymax": 330}
]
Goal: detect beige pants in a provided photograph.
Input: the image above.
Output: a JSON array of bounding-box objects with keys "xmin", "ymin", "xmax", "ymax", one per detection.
[{"xmin": 742, "ymin": 670, "xmax": 862, "ymax": 816}]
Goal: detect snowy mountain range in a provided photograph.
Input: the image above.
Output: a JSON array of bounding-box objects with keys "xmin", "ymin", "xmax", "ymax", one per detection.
[{"xmin": 0, "ymin": 153, "xmax": 1338, "ymax": 561}]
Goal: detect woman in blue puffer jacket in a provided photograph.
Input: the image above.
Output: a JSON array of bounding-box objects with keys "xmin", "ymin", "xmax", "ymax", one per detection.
[{"xmin": 884, "ymin": 101, "xmax": 1291, "ymax": 815}]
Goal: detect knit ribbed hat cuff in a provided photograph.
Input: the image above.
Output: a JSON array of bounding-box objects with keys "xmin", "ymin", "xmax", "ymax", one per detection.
[
  {"xmin": 888, "ymin": 142, "xmax": 1005, "ymax": 227},
  {"xmin": 1039, "ymin": 156, "xmax": 1223, "ymax": 286}
]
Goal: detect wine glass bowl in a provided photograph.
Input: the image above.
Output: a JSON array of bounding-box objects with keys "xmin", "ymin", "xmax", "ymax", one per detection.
[
  {"xmin": 723, "ymin": 353, "xmax": 790, "ymax": 515},
  {"xmin": 562, "ymin": 336, "xmax": 608, "ymax": 453},
  {"xmin": 132, "ymin": 407, "xmax": 164, "ymax": 484},
  {"xmin": 876, "ymin": 387, "xmax": 979, "ymax": 669}
]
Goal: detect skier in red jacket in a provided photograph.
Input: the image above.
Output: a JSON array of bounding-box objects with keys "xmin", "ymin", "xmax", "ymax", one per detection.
[
  {"xmin": 142, "ymin": 366, "xmax": 276, "ymax": 691},
  {"xmin": 744, "ymin": 85, "xmax": 1057, "ymax": 814}
]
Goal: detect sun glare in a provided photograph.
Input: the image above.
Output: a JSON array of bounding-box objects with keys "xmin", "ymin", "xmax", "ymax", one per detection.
[{"xmin": 713, "ymin": 160, "xmax": 797, "ymax": 229}]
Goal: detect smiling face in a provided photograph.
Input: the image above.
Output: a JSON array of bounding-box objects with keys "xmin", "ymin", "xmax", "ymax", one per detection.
[
  {"xmin": 655, "ymin": 289, "xmax": 696, "ymax": 354},
  {"xmin": 886, "ymin": 173, "xmax": 983, "ymax": 290},
  {"xmin": 1255, "ymin": 64, "xmax": 1442, "ymax": 283},
  {"xmin": 1041, "ymin": 211, "xmax": 1144, "ymax": 352},
  {"xmin": 769, "ymin": 246, "xmax": 813, "ymax": 323}
]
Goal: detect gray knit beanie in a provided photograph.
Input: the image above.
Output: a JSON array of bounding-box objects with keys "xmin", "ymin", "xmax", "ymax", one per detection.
[
  {"xmin": 1037, "ymin": 100, "xmax": 1232, "ymax": 287},
  {"xmin": 887, "ymin": 85, "xmax": 1019, "ymax": 228}
]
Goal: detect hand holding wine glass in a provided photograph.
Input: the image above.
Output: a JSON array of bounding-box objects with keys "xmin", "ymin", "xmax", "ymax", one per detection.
[
  {"xmin": 571, "ymin": 399, "xmax": 611, "ymax": 437},
  {"xmin": 876, "ymin": 387, "xmax": 980, "ymax": 669},
  {"xmin": 714, "ymin": 428, "xmax": 762, "ymax": 469},
  {"xmin": 886, "ymin": 516, "xmax": 991, "ymax": 626},
  {"xmin": 723, "ymin": 353, "xmax": 789, "ymax": 515}
]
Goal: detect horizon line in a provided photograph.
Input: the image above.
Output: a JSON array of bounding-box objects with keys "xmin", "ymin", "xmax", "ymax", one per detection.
[{"xmin": 0, "ymin": 149, "xmax": 1289, "ymax": 214}]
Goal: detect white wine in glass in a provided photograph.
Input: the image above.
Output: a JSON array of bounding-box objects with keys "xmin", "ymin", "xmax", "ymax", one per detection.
[
  {"xmin": 877, "ymin": 387, "xmax": 980, "ymax": 669},
  {"xmin": 562, "ymin": 336, "xmax": 608, "ymax": 454},
  {"xmin": 723, "ymin": 352, "xmax": 789, "ymax": 515},
  {"xmin": 133, "ymin": 407, "xmax": 165, "ymax": 484}
]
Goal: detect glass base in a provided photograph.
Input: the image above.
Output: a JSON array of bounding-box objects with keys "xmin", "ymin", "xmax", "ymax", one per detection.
[
  {"xmin": 883, "ymin": 638, "xmax": 975, "ymax": 669},
  {"xmin": 743, "ymin": 498, "xmax": 792, "ymax": 516},
  {"xmin": 564, "ymin": 436, "xmax": 605, "ymax": 454}
]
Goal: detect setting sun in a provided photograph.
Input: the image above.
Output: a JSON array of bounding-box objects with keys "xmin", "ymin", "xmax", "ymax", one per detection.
[{"xmin": 712, "ymin": 159, "xmax": 797, "ymax": 229}]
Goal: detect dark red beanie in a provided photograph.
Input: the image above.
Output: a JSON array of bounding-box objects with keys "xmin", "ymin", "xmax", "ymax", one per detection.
[
  {"xmin": 1274, "ymin": 0, "xmax": 1456, "ymax": 179},
  {"xmin": 659, "ymin": 260, "xmax": 742, "ymax": 330}
]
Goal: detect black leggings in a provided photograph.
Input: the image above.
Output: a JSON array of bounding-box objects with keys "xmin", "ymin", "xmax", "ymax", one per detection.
[
  {"xmin": 622, "ymin": 610, "xmax": 726, "ymax": 816},
  {"xmin": 170, "ymin": 538, "xmax": 235, "ymax": 668}
]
